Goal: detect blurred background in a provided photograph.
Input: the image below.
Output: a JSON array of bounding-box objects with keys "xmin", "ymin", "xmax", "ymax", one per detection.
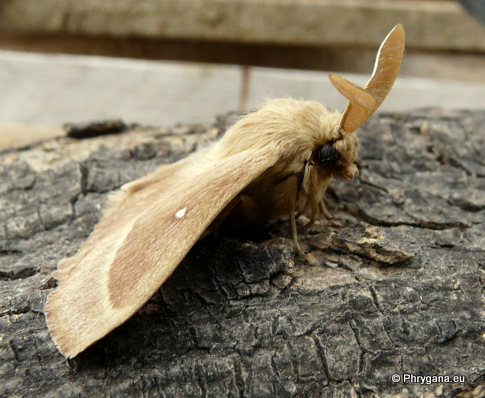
[{"xmin": 0, "ymin": 0, "xmax": 484, "ymax": 147}]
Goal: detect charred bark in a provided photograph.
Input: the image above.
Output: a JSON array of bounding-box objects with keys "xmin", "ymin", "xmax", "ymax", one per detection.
[{"xmin": 1, "ymin": 110, "xmax": 484, "ymax": 397}]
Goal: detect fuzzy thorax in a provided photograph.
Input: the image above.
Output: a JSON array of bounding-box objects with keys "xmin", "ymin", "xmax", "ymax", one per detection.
[{"xmin": 214, "ymin": 98, "xmax": 359, "ymax": 179}]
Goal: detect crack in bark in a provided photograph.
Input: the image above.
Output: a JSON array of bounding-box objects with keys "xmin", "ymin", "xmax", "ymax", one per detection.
[
  {"xmin": 312, "ymin": 335, "xmax": 332, "ymax": 384},
  {"xmin": 349, "ymin": 206, "xmax": 471, "ymax": 231},
  {"xmin": 357, "ymin": 177, "xmax": 389, "ymax": 193},
  {"xmin": 0, "ymin": 307, "xmax": 44, "ymax": 318},
  {"xmin": 0, "ymin": 266, "xmax": 38, "ymax": 280}
]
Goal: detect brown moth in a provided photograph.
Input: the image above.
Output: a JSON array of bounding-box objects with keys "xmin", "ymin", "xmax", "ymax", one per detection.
[{"xmin": 44, "ymin": 24, "xmax": 405, "ymax": 358}]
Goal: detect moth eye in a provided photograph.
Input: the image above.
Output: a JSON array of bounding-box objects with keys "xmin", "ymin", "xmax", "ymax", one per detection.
[{"xmin": 317, "ymin": 143, "xmax": 340, "ymax": 165}]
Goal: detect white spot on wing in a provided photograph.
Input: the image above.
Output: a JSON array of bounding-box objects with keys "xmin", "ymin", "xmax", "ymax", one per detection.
[{"xmin": 175, "ymin": 207, "xmax": 187, "ymax": 219}]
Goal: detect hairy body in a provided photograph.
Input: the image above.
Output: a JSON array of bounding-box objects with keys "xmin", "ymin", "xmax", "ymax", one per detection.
[{"xmin": 44, "ymin": 25, "xmax": 405, "ymax": 358}]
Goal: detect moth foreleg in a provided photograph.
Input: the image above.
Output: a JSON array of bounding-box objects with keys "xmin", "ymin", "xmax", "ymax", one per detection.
[
  {"xmin": 289, "ymin": 211, "xmax": 303, "ymax": 253},
  {"xmin": 297, "ymin": 195, "xmax": 319, "ymax": 232},
  {"xmin": 319, "ymin": 198, "xmax": 333, "ymax": 220},
  {"xmin": 289, "ymin": 211, "xmax": 316, "ymax": 264}
]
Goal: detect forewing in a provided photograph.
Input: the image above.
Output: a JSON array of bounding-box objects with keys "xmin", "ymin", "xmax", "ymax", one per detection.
[{"xmin": 44, "ymin": 147, "xmax": 278, "ymax": 358}]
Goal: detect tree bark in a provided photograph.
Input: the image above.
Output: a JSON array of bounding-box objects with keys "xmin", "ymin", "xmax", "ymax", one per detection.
[{"xmin": 1, "ymin": 110, "xmax": 484, "ymax": 397}]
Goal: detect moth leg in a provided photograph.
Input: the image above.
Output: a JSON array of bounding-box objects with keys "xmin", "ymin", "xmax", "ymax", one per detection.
[
  {"xmin": 298, "ymin": 164, "xmax": 320, "ymax": 231},
  {"xmin": 289, "ymin": 211, "xmax": 315, "ymax": 264},
  {"xmin": 319, "ymin": 198, "xmax": 333, "ymax": 220},
  {"xmin": 289, "ymin": 211, "xmax": 303, "ymax": 253},
  {"xmin": 297, "ymin": 196, "xmax": 332, "ymax": 231},
  {"xmin": 298, "ymin": 194, "xmax": 320, "ymax": 232}
]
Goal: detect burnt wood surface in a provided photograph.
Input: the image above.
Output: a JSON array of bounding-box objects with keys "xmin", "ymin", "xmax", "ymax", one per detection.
[{"xmin": 1, "ymin": 109, "xmax": 484, "ymax": 397}]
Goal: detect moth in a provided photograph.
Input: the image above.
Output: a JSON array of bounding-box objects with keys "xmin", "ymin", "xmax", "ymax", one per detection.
[{"xmin": 44, "ymin": 25, "xmax": 405, "ymax": 358}]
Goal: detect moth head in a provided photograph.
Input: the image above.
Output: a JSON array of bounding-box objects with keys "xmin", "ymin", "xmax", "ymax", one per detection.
[
  {"xmin": 317, "ymin": 142, "xmax": 340, "ymax": 166},
  {"xmin": 313, "ymin": 24, "xmax": 405, "ymax": 179},
  {"xmin": 329, "ymin": 24, "xmax": 405, "ymax": 134},
  {"xmin": 314, "ymin": 134, "xmax": 359, "ymax": 180}
]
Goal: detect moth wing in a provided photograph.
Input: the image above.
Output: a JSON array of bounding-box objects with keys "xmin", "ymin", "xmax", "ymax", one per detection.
[
  {"xmin": 52, "ymin": 153, "xmax": 203, "ymax": 283},
  {"xmin": 44, "ymin": 147, "xmax": 278, "ymax": 358}
]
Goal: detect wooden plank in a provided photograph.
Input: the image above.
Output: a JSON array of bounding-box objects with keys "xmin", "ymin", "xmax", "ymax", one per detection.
[
  {"xmin": 1, "ymin": 0, "xmax": 484, "ymax": 52},
  {"xmin": 0, "ymin": 123, "xmax": 64, "ymax": 149},
  {"xmin": 1, "ymin": 50, "xmax": 485, "ymax": 151}
]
